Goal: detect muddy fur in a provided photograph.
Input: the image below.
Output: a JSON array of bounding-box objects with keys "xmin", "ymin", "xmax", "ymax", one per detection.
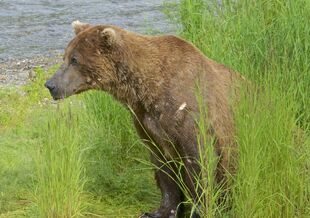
[{"xmin": 45, "ymin": 21, "xmax": 243, "ymax": 218}]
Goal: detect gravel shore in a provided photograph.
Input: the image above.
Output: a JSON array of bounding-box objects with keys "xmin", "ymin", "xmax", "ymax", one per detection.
[{"xmin": 0, "ymin": 55, "xmax": 62, "ymax": 87}]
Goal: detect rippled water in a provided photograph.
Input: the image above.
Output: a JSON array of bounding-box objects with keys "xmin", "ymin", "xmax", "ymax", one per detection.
[{"xmin": 0, "ymin": 0, "xmax": 175, "ymax": 61}]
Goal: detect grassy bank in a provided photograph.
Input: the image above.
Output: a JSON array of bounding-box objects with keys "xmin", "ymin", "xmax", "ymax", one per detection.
[
  {"xmin": 0, "ymin": 69, "xmax": 159, "ymax": 217},
  {"xmin": 176, "ymin": 0, "xmax": 310, "ymax": 217},
  {"xmin": 1, "ymin": 0, "xmax": 310, "ymax": 217}
]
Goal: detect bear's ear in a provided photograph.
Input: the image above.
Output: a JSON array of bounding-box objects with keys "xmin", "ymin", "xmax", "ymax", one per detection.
[
  {"xmin": 72, "ymin": 20, "xmax": 91, "ymax": 35},
  {"xmin": 100, "ymin": 28, "xmax": 117, "ymax": 46}
]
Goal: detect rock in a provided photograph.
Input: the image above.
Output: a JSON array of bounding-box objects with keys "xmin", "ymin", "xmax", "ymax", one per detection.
[
  {"xmin": 28, "ymin": 70, "xmax": 36, "ymax": 79},
  {"xmin": 18, "ymin": 72, "xmax": 27, "ymax": 78},
  {"xmin": 0, "ymin": 75, "xmax": 6, "ymax": 81}
]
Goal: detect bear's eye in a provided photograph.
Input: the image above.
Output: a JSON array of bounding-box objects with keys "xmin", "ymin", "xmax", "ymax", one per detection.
[{"xmin": 70, "ymin": 57, "xmax": 78, "ymax": 65}]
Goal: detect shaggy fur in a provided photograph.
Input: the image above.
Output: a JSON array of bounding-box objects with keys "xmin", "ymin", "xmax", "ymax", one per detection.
[{"xmin": 45, "ymin": 21, "xmax": 243, "ymax": 218}]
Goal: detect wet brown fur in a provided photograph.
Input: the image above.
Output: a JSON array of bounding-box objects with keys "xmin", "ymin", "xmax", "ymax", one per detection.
[{"xmin": 49, "ymin": 23, "xmax": 243, "ymax": 218}]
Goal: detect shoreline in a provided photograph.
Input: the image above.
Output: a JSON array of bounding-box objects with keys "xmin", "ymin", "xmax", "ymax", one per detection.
[{"xmin": 0, "ymin": 55, "xmax": 62, "ymax": 87}]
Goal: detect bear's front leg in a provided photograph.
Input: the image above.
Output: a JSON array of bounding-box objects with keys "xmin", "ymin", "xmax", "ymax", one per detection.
[
  {"xmin": 140, "ymin": 154, "xmax": 182, "ymax": 218},
  {"xmin": 134, "ymin": 116, "xmax": 183, "ymax": 218}
]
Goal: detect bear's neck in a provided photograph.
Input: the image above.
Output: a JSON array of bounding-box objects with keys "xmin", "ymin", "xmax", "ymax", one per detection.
[
  {"xmin": 111, "ymin": 59, "xmax": 164, "ymax": 114},
  {"xmin": 103, "ymin": 37, "xmax": 166, "ymax": 114}
]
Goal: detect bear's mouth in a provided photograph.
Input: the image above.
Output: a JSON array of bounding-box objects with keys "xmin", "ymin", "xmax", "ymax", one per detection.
[
  {"xmin": 48, "ymin": 90, "xmax": 65, "ymax": 101},
  {"xmin": 52, "ymin": 95, "xmax": 64, "ymax": 101}
]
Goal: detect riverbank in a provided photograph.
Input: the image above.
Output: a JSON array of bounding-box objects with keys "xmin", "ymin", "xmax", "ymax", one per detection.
[
  {"xmin": 1, "ymin": 0, "xmax": 310, "ymax": 217},
  {"xmin": 0, "ymin": 55, "xmax": 61, "ymax": 87},
  {"xmin": 0, "ymin": 0, "xmax": 175, "ymax": 88}
]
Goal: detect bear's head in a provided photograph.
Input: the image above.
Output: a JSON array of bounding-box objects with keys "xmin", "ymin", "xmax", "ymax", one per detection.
[{"xmin": 45, "ymin": 21, "xmax": 123, "ymax": 100}]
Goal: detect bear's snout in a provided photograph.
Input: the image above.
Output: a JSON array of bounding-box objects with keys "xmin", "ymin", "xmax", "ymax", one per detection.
[
  {"xmin": 45, "ymin": 80, "xmax": 56, "ymax": 91},
  {"xmin": 45, "ymin": 79, "xmax": 63, "ymax": 100}
]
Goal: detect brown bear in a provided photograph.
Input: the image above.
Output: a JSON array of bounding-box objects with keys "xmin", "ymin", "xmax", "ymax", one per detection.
[{"xmin": 45, "ymin": 20, "xmax": 241, "ymax": 218}]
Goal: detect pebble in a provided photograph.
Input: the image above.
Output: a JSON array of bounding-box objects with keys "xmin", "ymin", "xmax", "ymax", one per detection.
[
  {"xmin": 28, "ymin": 70, "xmax": 36, "ymax": 80},
  {"xmin": 0, "ymin": 75, "xmax": 6, "ymax": 81}
]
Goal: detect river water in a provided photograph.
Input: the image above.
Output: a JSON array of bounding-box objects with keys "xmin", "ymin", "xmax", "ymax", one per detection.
[{"xmin": 0, "ymin": 0, "xmax": 176, "ymax": 61}]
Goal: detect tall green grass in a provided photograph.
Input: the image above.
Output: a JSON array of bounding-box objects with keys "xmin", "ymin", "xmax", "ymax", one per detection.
[
  {"xmin": 233, "ymin": 84, "xmax": 310, "ymax": 218},
  {"xmin": 34, "ymin": 105, "xmax": 86, "ymax": 218},
  {"xmin": 31, "ymin": 81, "xmax": 158, "ymax": 216},
  {"xmin": 175, "ymin": 0, "xmax": 310, "ymax": 217},
  {"xmin": 82, "ymin": 91, "xmax": 159, "ymax": 208},
  {"xmin": 0, "ymin": 66, "xmax": 156, "ymax": 217},
  {"xmin": 0, "ymin": 65, "xmax": 159, "ymax": 217},
  {"xmin": 179, "ymin": 0, "xmax": 310, "ymax": 124}
]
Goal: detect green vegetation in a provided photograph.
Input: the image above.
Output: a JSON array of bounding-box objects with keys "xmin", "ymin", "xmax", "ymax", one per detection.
[
  {"xmin": 0, "ymin": 69, "xmax": 158, "ymax": 217},
  {"xmin": 1, "ymin": 0, "xmax": 310, "ymax": 217},
  {"xmin": 175, "ymin": 0, "xmax": 310, "ymax": 217}
]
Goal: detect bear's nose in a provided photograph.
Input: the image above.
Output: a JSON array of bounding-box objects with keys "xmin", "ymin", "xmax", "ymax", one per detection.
[{"xmin": 45, "ymin": 80, "xmax": 56, "ymax": 91}]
